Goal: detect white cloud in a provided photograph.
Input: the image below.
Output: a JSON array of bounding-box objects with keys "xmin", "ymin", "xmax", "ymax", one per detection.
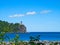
[
  {"xmin": 9, "ymin": 14, "xmax": 24, "ymax": 18},
  {"xmin": 40, "ymin": 10, "xmax": 52, "ymax": 14},
  {"xmin": 26, "ymin": 11, "xmax": 36, "ymax": 15}
]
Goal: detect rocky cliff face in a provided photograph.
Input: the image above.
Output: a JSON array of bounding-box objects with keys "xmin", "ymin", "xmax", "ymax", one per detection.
[{"xmin": 19, "ymin": 24, "xmax": 26, "ymax": 33}]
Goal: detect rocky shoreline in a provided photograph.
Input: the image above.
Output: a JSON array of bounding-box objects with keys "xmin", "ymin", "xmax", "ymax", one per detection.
[{"xmin": 0, "ymin": 40, "xmax": 60, "ymax": 45}]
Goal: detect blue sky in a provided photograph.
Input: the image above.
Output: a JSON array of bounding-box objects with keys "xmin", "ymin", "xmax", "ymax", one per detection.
[{"xmin": 0, "ymin": 0, "xmax": 60, "ymax": 32}]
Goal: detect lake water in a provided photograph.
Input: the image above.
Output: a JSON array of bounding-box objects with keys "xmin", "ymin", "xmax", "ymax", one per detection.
[{"xmin": 5, "ymin": 32, "xmax": 60, "ymax": 41}]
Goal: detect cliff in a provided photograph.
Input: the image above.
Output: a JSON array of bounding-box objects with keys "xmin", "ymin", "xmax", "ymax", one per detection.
[{"xmin": 0, "ymin": 20, "xmax": 26, "ymax": 33}]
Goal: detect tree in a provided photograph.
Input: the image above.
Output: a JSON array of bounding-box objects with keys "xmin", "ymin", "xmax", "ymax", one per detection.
[
  {"xmin": 13, "ymin": 23, "xmax": 20, "ymax": 33},
  {"xmin": 0, "ymin": 20, "xmax": 21, "ymax": 33},
  {"xmin": 30, "ymin": 36, "xmax": 35, "ymax": 41},
  {"xmin": 14, "ymin": 34, "xmax": 20, "ymax": 45},
  {"xmin": 30, "ymin": 35, "xmax": 40, "ymax": 41},
  {"xmin": 35, "ymin": 35, "xmax": 40, "ymax": 41}
]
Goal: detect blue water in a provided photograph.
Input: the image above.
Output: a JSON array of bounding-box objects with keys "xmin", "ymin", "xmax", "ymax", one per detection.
[{"xmin": 5, "ymin": 32, "xmax": 60, "ymax": 41}]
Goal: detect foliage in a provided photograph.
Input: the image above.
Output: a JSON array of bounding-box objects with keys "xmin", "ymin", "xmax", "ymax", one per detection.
[
  {"xmin": 30, "ymin": 35, "xmax": 40, "ymax": 41},
  {"xmin": 0, "ymin": 32, "xmax": 5, "ymax": 42},
  {"xmin": 29, "ymin": 42, "xmax": 35, "ymax": 45},
  {"xmin": 0, "ymin": 32, "xmax": 10, "ymax": 45},
  {"xmin": 14, "ymin": 34, "xmax": 19, "ymax": 45},
  {"xmin": 0, "ymin": 20, "xmax": 21, "ymax": 33}
]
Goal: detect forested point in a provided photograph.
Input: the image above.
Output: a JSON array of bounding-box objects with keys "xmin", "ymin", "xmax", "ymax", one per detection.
[{"xmin": 0, "ymin": 20, "xmax": 26, "ymax": 33}]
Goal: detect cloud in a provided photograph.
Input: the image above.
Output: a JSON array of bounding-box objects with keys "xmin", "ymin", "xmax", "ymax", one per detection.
[
  {"xmin": 26, "ymin": 11, "xmax": 36, "ymax": 15},
  {"xmin": 9, "ymin": 14, "xmax": 24, "ymax": 18},
  {"xmin": 9, "ymin": 10, "xmax": 52, "ymax": 18},
  {"xmin": 40, "ymin": 10, "xmax": 52, "ymax": 14}
]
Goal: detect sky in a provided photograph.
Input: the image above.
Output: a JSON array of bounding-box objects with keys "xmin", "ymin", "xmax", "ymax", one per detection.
[{"xmin": 0, "ymin": 0, "xmax": 60, "ymax": 32}]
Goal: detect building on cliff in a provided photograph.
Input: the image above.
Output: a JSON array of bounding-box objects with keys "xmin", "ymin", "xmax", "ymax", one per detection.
[{"xmin": 19, "ymin": 21, "xmax": 26, "ymax": 33}]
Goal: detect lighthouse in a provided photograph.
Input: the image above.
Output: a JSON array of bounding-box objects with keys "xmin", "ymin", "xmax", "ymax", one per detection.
[{"xmin": 19, "ymin": 21, "xmax": 26, "ymax": 33}]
